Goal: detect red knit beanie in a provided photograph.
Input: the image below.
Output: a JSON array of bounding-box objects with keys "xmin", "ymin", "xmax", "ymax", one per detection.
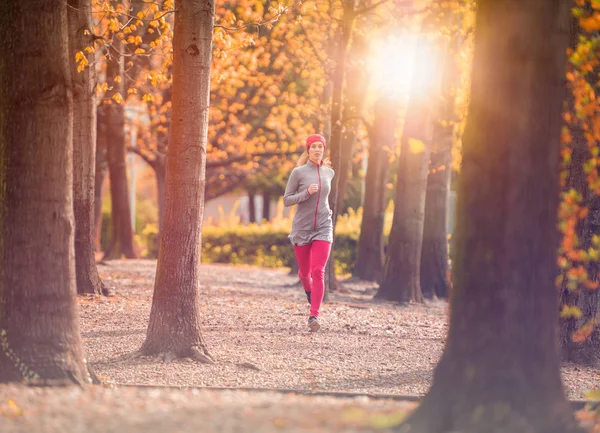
[{"xmin": 305, "ymin": 134, "xmax": 326, "ymax": 152}]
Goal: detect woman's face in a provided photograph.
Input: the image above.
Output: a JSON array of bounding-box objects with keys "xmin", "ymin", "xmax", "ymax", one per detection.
[{"xmin": 308, "ymin": 141, "xmax": 325, "ymax": 163}]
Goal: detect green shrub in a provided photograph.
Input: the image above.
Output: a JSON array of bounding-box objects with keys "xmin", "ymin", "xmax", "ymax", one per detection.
[
  {"xmin": 135, "ymin": 198, "xmax": 394, "ymax": 274},
  {"xmin": 201, "ymin": 226, "xmax": 358, "ymax": 275}
]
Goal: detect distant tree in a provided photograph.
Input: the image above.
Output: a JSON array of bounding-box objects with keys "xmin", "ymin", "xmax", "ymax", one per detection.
[
  {"xmin": 102, "ymin": 30, "xmax": 137, "ymax": 260},
  {"xmin": 375, "ymin": 41, "xmax": 438, "ymax": 303},
  {"xmin": 0, "ymin": 0, "xmax": 93, "ymax": 384},
  {"xmin": 69, "ymin": 0, "xmax": 107, "ymax": 295},
  {"xmin": 140, "ymin": 0, "xmax": 216, "ymax": 362},
  {"xmin": 400, "ymin": 1, "xmax": 579, "ymax": 432},
  {"xmin": 420, "ymin": 4, "xmax": 464, "ymax": 300},
  {"xmin": 354, "ymin": 97, "xmax": 396, "ymax": 282}
]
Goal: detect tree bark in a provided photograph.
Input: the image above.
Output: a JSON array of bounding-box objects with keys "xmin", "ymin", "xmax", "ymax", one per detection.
[
  {"xmin": 248, "ymin": 190, "xmax": 256, "ymax": 223},
  {"xmin": 559, "ymin": 139, "xmax": 600, "ymax": 364},
  {"xmin": 420, "ymin": 142, "xmax": 451, "ymax": 299},
  {"xmin": 68, "ymin": 0, "xmax": 107, "ymax": 296},
  {"xmin": 400, "ymin": 1, "xmax": 579, "ymax": 432},
  {"xmin": 0, "ymin": 0, "xmax": 93, "ymax": 384},
  {"xmin": 325, "ymin": 0, "xmax": 355, "ymax": 294},
  {"xmin": 262, "ymin": 191, "xmax": 271, "ymax": 222},
  {"xmin": 140, "ymin": 0, "xmax": 215, "ymax": 363},
  {"xmin": 94, "ymin": 105, "xmax": 108, "ymax": 251},
  {"xmin": 354, "ymin": 97, "xmax": 396, "ymax": 282},
  {"xmin": 420, "ymin": 35, "xmax": 459, "ymax": 300},
  {"xmin": 558, "ymin": 17, "xmax": 600, "ymax": 365},
  {"xmin": 103, "ymin": 38, "xmax": 137, "ymax": 260},
  {"xmin": 375, "ymin": 42, "xmax": 438, "ymax": 303},
  {"xmin": 335, "ymin": 31, "xmax": 369, "ymax": 217}
]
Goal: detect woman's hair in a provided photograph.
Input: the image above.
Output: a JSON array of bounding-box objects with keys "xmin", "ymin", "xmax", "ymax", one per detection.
[{"xmin": 296, "ymin": 151, "xmax": 332, "ymax": 167}]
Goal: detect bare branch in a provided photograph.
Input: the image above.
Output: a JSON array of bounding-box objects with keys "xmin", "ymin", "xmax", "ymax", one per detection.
[
  {"xmin": 298, "ymin": 22, "xmax": 329, "ymax": 69},
  {"xmin": 214, "ymin": 12, "xmax": 285, "ymax": 32},
  {"xmin": 128, "ymin": 145, "xmax": 157, "ymax": 167},
  {"xmin": 344, "ymin": 115, "xmax": 374, "ymax": 137},
  {"xmin": 206, "ymin": 151, "xmax": 297, "ymax": 169}
]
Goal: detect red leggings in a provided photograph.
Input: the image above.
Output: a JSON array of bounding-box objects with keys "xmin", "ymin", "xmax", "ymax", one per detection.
[{"xmin": 293, "ymin": 240, "xmax": 332, "ymax": 317}]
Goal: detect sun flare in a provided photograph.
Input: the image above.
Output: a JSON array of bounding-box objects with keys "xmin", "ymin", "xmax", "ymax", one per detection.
[{"xmin": 369, "ymin": 34, "xmax": 440, "ymax": 99}]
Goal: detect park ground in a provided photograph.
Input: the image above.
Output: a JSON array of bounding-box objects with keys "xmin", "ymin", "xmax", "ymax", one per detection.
[{"xmin": 1, "ymin": 260, "xmax": 599, "ymax": 432}]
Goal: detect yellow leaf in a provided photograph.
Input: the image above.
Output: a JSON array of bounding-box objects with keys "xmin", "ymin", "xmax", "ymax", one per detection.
[
  {"xmin": 142, "ymin": 93, "xmax": 155, "ymax": 103},
  {"xmin": 134, "ymin": 48, "xmax": 146, "ymax": 54},
  {"xmin": 560, "ymin": 305, "xmax": 583, "ymax": 319},
  {"xmin": 585, "ymin": 388, "xmax": 600, "ymax": 401},
  {"xmin": 2, "ymin": 399, "xmax": 23, "ymax": 418},
  {"xmin": 341, "ymin": 406, "xmax": 368, "ymax": 423},
  {"xmin": 369, "ymin": 410, "xmax": 409, "ymax": 429},
  {"xmin": 114, "ymin": 75, "xmax": 121, "ymax": 83},
  {"xmin": 127, "ymin": 88, "xmax": 138, "ymax": 95},
  {"xmin": 408, "ymin": 138, "xmax": 425, "ymax": 154},
  {"xmin": 271, "ymin": 418, "xmax": 286, "ymax": 428},
  {"xmin": 112, "ymin": 93, "xmax": 124, "ymax": 104}
]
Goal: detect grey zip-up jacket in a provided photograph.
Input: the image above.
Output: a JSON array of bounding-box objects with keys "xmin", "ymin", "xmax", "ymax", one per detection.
[{"xmin": 283, "ymin": 161, "xmax": 335, "ymax": 246}]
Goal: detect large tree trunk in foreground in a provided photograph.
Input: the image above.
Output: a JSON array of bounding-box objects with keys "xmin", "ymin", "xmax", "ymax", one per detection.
[
  {"xmin": 354, "ymin": 97, "xmax": 396, "ymax": 282},
  {"xmin": 558, "ymin": 19, "xmax": 600, "ymax": 365},
  {"xmin": 103, "ymin": 39, "xmax": 137, "ymax": 260},
  {"xmin": 0, "ymin": 0, "xmax": 92, "ymax": 385},
  {"xmin": 68, "ymin": 0, "xmax": 107, "ymax": 295},
  {"xmin": 559, "ymin": 141, "xmax": 600, "ymax": 364},
  {"xmin": 140, "ymin": 0, "xmax": 215, "ymax": 363},
  {"xmin": 400, "ymin": 1, "xmax": 579, "ymax": 432},
  {"xmin": 375, "ymin": 43, "xmax": 437, "ymax": 304}
]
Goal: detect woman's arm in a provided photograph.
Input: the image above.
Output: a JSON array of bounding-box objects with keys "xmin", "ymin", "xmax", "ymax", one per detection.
[{"xmin": 283, "ymin": 169, "xmax": 311, "ymax": 207}]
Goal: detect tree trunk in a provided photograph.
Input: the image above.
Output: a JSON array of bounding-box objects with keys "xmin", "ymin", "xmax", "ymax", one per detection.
[
  {"xmin": 140, "ymin": 0, "xmax": 215, "ymax": 363},
  {"xmin": 420, "ymin": 143, "xmax": 451, "ymax": 299},
  {"xmin": 0, "ymin": 0, "xmax": 93, "ymax": 384},
  {"xmin": 325, "ymin": 0, "xmax": 355, "ymax": 294},
  {"xmin": 335, "ymin": 31, "xmax": 369, "ymax": 216},
  {"xmin": 559, "ymin": 143, "xmax": 600, "ymax": 363},
  {"xmin": 248, "ymin": 190, "xmax": 256, "ymax": 223},
  {"xmin": 420, "ymin": 55, "xmax": 459, "ymax": 299},
  {"xmin": 94, "ymin": 105, "xmax": 108, "ymax": 251},
  {"xmin": 558, "ymin": 17, "xmax": 600, "ymax": 365},
  {"xmin": 354, "ymin": 97, "xmax": 396, "ymax": 282},
  {"xmin": 262, "ymin": 191, "xmax": 271, "ymax": 222},
  {"xmin": 400, "ymin": 1, "xmax": 579, "ymax": 432},
  {"xmin": 103, "ymin": 39, "xmax": 137, "ymax": 260},
  {"xmin": 375, "ymin": 43, "xmax": 438, "ymax": 303},
  {"xmin": 68, "ymin": 0, "xmax": 107, "ymax": 296}
]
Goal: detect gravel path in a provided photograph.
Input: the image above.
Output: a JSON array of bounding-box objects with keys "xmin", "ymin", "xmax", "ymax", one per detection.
[
  {"xmin": 1, "ymin": 260, "xmax": 598, "ymax": 432},
  {"xmin": 79, "ymin": 260, "xmax": 598, "ymax": 399}
]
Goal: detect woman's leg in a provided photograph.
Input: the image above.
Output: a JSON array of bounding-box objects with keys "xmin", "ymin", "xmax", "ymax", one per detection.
[
  {"xmin": 309, "ymin": 240, "xmax": 332, "ymax": 318},
  {"xmin": 293, "ymin": 244, "xmax": 312, "ymax": 295}
]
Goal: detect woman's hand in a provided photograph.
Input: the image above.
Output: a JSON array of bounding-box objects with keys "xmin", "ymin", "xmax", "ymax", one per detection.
[{"xmin": 307, "ymin": 184, "xmax": 319, "ymax": 195}]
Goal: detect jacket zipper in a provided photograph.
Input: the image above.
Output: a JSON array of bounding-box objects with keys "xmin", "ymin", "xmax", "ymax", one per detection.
[{"xmin": 314, "ymin": 164, "xmax": 321, "ymax": 230}]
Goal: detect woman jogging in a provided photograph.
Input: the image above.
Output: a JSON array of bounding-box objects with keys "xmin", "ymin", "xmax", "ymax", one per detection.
[{"xmin": 283, "ymin": 133, "xmax": 335, "ymax": 332}]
